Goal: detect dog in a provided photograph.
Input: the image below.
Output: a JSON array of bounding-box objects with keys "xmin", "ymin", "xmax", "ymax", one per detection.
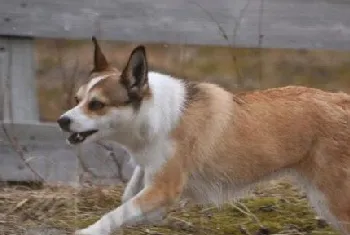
[{"xmin": 57, "ymin": 37, "xmax": 350, "ymax": 235}]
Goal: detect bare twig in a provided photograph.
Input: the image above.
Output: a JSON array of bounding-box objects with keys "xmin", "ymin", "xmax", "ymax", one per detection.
[
  {"xmin": 76, "ymin": 147, "xmax": 99, "ymax": 179},
  {"xmin": 1, "ymin": 124, "xmax": 46, "ymax": 182},
  {"xmin": 188, "ymin": 0, "xmax": 231, "ymax": 42},
  {"xmin": 231, "ymin": 0, "xmax": 252, "ymax": 45},
  {"xmin": 5, "ymin": 198, "xmax": 29, "ymax": 215},
  {"xmin": 54, "ymin": 40, "xmax": 80, "ymax": 110},
  {"xmin": 231, "ymin": 201, "xmax": 264, "ymax": 228},
  {"xmin": 96, "ymin": 142, "xmax": 129, "ymax": 184},
  {"xmin": 257, "ymin": 0, "xmax": 265, "ymax": 87},
  {"xmin": 67, "ymin": 57, "xmax": 80, "ymax": 107},
  {"xmin": 169, "ymin": 216, "xmax": 194, "ymax": 228},
  {"xmin": 0, "ymin": 40, "xmax": 45, "ymax": 183},
  {"xmin": 230, "ymin": 0, "xmax": 252, "ymax": 88},
  {"xmin": 187, "ymin": 0, "xmax": 252, "ymax": 88}
]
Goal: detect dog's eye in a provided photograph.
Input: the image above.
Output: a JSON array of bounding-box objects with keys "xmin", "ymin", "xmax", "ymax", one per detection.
[{"xmin": 88, "ymin": 100, "xmax": 105, "ymax": 110}]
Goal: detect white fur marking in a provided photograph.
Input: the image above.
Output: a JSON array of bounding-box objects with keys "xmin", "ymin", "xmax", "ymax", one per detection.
[{"xmin": 86, "ymin": 74, "xmax": 112, "ymax": 92}]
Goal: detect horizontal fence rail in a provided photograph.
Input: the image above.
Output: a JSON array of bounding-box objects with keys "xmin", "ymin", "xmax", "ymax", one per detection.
[{"xmin": 0, "ymin": 122, "xmax": 134, "ymax": 185}]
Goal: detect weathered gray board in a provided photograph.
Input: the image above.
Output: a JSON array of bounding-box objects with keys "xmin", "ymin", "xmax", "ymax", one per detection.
[
  {"xmin": 0, "ymin": 122, "xmax": 134, "ymax": 185},
  {"xmin": 0, "ymin": 0, "xmax": 350, "ymax": 50},
  {"xmin": 0, "ymin": 37, "xmax": 39, "ymax": 123}
]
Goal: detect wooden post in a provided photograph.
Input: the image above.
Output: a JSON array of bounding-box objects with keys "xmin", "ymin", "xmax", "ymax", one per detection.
[{"xmin": 0, "ymin": 36, "xmax": 39, "ymax": 123}]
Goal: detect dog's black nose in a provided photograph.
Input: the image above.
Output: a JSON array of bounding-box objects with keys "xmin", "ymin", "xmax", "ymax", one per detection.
[{"xmin": 57, "ymin": 116, "xmax": 71, "ymax": 131}]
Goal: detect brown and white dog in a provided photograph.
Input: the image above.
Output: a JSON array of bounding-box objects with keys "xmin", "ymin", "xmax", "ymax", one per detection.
[{"xmin": 58, "ymin": 37, "xmax": 350, "ymax": 235}]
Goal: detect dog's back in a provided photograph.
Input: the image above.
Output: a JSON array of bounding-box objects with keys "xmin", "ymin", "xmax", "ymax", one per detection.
[
  {"xmin": 238, "ymin": 85, "xmax": 350, "ymax": 110},
  {"xmin": 172, "ymin": 84, "xmax": 350, "ymax": 233}
]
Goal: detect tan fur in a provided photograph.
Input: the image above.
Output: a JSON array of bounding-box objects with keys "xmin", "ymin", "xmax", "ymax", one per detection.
[{"xmin": 134, "ymin": 84, "xmax": 350, "ymax": 233}]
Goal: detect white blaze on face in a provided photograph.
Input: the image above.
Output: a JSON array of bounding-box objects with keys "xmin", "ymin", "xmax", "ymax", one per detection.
[
  {"xmin": 86, "ymin": 75, "xmax": 110, "ymax": 93},
  {"xmin": 60, "ymin": 75, "xmax": 110, "ymax": 132}
]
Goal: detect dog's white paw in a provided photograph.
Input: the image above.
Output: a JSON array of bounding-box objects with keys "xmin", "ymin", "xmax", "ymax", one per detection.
[
  {"xmin": 73, "ymin": 229, "xmax": 90, "ymax": 235},
  {"xmin": 74, "ymin": 226, "xmax": 110, "ymax": 235},
  {"xmin": 74, "ymin": 228, "xmax": 100, "ymax": 235}
]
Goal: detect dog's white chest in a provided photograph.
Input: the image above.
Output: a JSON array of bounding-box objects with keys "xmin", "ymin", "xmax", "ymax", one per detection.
[{"xmin": 130, "ymin": 139, "xmax": 174, "ymax": 170}]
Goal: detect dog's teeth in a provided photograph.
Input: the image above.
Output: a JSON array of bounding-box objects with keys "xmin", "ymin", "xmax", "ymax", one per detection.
[{"xmin": 77, "ymin": 133, "xmax": 83, "ymax": 141}]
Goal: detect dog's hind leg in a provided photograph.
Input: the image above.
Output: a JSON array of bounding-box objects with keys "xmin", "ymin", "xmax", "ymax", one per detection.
[{"xmin": 296, "ymin": 140, "xmax": 350, "ymax": 235}]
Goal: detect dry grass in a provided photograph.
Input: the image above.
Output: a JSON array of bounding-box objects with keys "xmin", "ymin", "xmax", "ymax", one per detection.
[{"xmin": 0, "ymin": 180, "xmax": 340, "ymax": 235}]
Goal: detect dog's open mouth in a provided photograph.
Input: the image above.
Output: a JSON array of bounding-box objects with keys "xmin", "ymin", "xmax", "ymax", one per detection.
[{"xmin": 68, "ymin": 130, "xmax": 98, "ymax": 145}]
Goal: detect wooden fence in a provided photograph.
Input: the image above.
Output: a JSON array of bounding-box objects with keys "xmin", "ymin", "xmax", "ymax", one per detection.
[{"xmin": 0, "ymin": 0, "xmax": 350, "ymax": 185}]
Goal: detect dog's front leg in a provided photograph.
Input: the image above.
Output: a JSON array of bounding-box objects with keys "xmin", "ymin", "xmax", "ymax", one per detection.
[
  {"xmin": 74, "ymin": 197, "xmax": 145, "ymax": 235},
  {"xmin": 75, "ymin": 159, "xmax": 187, "ymax": 235},
  {"xmin": 121, "ymin": 165, "xmax": 145, "ymax": 203}
]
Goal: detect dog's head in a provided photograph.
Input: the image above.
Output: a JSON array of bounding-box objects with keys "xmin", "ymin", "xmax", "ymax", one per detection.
[{"xmin": 57, "ymin": 37, "xmax": 151, "ymax": 145}]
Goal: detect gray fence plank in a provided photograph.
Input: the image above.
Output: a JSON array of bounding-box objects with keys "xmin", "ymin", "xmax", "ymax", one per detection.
[
  {"xmin": 0, "ymin": 37, "xmax": 39, "ymax": 123},
  {"xmin": 0, "ymin": 0, "xmax": 349, "ymax": 50}
]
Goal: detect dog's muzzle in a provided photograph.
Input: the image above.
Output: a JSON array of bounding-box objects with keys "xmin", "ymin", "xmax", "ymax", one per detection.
[{"xmin": 57, "ymin": 115, "xmax": 98, "ymax": 145}]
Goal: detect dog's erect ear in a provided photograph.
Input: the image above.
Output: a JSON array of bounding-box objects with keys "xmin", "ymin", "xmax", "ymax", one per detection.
[
  {"xmin": 92, "ymin": 36, "xmax": 109, "ymax": 72},
  {"xmin": 121, "ymin": 45, "xmax": 149, "ymax": 99}
]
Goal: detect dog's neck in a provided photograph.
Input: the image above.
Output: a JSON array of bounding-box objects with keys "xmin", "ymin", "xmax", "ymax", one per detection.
[{"xmin": 109, "ymin": 71, "xmax": 186, "ymax": 165}]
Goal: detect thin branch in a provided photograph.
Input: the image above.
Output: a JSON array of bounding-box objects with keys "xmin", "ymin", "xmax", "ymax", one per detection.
[
  {"xmin": 67, "ymin": 56, "xmax": 80, "ymax": 108},
  {"xmin": 187, "ymin": 0, "xmax": 251, "ymax": 88},
  {"xmin": 257, "ymin": 0, "xmax": 265, "ymax": 87},
  {"xmin": 0, "ymin": 42, "xmax": 46, "ymax": 183},
  {"xmin": 54, "ymin": 40, "xmax": 80, "ymax": 110},
  {"xmin": 75, "ymin": 147, "xmax": 99, "ymax": 179},
  {"xmin": 0, "ymin": 124, "xmax": 46, "ymax": 182},
  {"xmin": 187, "ymin": 0, "xmax": 231, "ymax": 42},
  {"xmin": 231, "ymin": 201, "xmax": 264, "ymax": 228},
  {"xmin": 96, "ymin": 142, "xmax": 129, "ymax": 184},
  {"xmin": 231, "ymin": 0, "xmax": 252, "ymax": 46},
  {"xmin": 231, "ymin": 0, "xmax": 252, "ymax": 88},
  {"xmin": 54, "ymin": 40, "xmax": 67, "ymax": 85}
]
